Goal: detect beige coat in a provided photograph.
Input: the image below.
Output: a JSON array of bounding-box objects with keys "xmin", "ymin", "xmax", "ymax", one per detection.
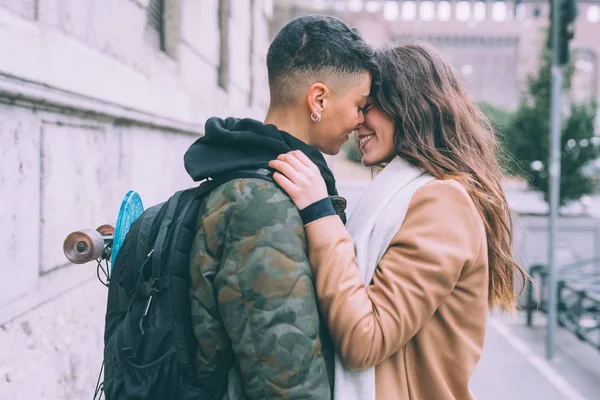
[{"xmin": 306, "ymin": 179, "xmax": 489, "ymax": 400}]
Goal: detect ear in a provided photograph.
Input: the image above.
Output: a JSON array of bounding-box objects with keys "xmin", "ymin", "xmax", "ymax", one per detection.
[{"xmin": 307, "ymin": 82, "xmax": 330, "ymax": 116}]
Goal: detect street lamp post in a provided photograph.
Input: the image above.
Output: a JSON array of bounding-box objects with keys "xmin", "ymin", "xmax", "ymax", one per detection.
[{"xmin": 546, "ymin": 0, "xmax": 563, "ymax": 361}]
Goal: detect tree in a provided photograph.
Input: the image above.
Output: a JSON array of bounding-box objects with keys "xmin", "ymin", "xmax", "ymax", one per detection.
[
  {"xmin": 503, "ymin": 30, "xmax": 598, "ymax": 206},
  {"xmin": 478, "ymin": 101, "xmax": 513, "ymax": 175},
  {"xmin": 342, "ymin": 133, "xmax": 363, "ymax": 163}
]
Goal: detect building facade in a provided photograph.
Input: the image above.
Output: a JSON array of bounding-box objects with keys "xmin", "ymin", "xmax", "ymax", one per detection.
[
  {"xmin": 0, "ymin": 1, "xmax": 272, "ymax": 398},
  {"xmin": 273, "ymin": 0, "xmax": 600, "ymax": 111}
]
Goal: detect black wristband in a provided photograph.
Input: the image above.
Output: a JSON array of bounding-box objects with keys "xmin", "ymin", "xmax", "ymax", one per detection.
[{"xmin": 299, "ymin": 197, "xmax": 336, "ymax": 225}]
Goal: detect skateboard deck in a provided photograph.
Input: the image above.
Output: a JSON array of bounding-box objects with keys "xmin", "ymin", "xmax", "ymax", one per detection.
[
  {"xmin": 111, "ymin": 191, "xmax": 144, "ymax": 266},
  {"xmin": 63, "ymin": 191, "xmax": 144, "ymax": 275}
]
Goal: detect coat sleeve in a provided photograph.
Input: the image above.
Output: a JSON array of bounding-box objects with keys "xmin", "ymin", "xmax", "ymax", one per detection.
[
  {"xmin": 305, "ymin": 180, "xmax": 485, "ymax": 370},
  {"xmin": 213, "ymin": 179, "xmax": 331, "ymax": 399}
]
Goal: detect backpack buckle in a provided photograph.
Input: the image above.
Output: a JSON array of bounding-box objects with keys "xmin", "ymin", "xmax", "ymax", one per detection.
[
  {"xmin": 139, "ymin": 276, "xmax": 170, "ymax": 298},
  {"xmin": 331, "ymin": 196, "xmax": 348, "ymax": 224},
  {"xmin": 140, "ymin": 279, "xmax": 160, "ymax": 298},
  {"xmin": 136, "ymin": 277, "xmax": 169, "ymax": 335},
  {"xmin": 139, "ymin": 295, "xmax": 154, "ymax": 336}
]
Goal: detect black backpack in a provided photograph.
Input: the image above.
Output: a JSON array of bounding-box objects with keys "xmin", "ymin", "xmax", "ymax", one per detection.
[{"xmin": 98, "ymin": 169, "xmax": 274, "ymax": 400}]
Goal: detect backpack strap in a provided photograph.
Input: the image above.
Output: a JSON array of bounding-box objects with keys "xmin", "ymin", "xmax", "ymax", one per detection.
[
  {"xmin": 136, "ymin": 168, "xmax": 275, "ymax": 334},
  {"xmin": 150, "ymin": 191, "xmax": 183, "ymax": 289},
  {"xmin": 149, "ymin": 168, "xmax": 272, "ymax": 282}
]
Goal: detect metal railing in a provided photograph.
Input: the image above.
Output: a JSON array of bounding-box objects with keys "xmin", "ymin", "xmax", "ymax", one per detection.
[{"xmin": 526, "ymin": 257, "xmax": 600, "ymax": 350}]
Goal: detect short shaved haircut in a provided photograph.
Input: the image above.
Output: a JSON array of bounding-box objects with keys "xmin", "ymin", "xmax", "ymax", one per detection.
[{"xmin": 267, "ymin": 15, "xmax": 378, "ymax": 107}]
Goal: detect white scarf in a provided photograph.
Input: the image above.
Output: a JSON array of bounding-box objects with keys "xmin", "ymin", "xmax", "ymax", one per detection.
[{"xmin": 334, "ymin": 157, "xmax": 434, "ymax": 400}]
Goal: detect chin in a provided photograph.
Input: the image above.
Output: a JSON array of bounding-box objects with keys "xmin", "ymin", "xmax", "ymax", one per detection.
[
  {"xmin": 361, "ymin": 154, "xmax": 377, "ymax": 167},
  {"xmin": 322, "ymin": 146, "xmax": 341, "ymax": 156},
  {"xmin": 362, "ymin": 151, "xmax": 395, "ymax": 167},
  {"xmin": 362, "ymin": 155, "xmax": 389, "ymax": 167}
]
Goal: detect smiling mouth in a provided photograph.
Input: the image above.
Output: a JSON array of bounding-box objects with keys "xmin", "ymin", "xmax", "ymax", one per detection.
[{"xmin": 359, "ymin": 134, "xmax": 375, "ymax": 149}]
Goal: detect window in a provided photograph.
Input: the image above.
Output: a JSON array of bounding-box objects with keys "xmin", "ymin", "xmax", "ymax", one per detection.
[
  {"xmin": 456, "ymin": 1, "xmax": 471, "ymax": 21},
  {"xmin": 402, "ymin": 1, "xmax": 417, "ymax": 21},
  {"xmin": 420, "ymin": 1, "xmax": 435, "ymax": 21},
  {"xmin": 334, "ymin": 1, "xmax": 346, "ymax": 12},
  {"xmin": 516, "ymin": 2, "xmax": 526, "ymax": 20},
  {"xmin": 147, "ymin": 0, "xmax": 166, "ymax": 51},
  {"xmin": 249, "ymin": 0, "xmax": 256, "ymax": 105},
  {"xmin": 312, "ymin": 0, "xmax": 328, "ymax": 10},
  {"xmin": 438, "ymin": 1, "xmax": 451, "ymax": 21},
  {"xmin": 492, "ymin": 1, "xmax": 507, "ymax": 22},
  {"xmin": 366, "ymin": 0, "xmax": 382, "ymax": 13},
  {"xmin": 218, "ymin": 0, "xmax": 231, "ymax": 90},
  {"xmin": 264, "ymin": 0, "xmax": 273, "ymax": 18},
  {"xmin": 588, "ymin": 5, "xmax": 600, "ymax": 23},
  {"xmin": 474, "ymin": 1, "xmax": 486, "ymax": 22},
  {"xmin": 348, "ymin": 0, "xmax": 364, "ymax": 12},
  {"xmin": 384, "ymin": 1, "xmax": 400, "ymax": 21}
]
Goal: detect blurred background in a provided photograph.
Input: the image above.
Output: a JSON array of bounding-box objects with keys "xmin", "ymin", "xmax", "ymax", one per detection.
[{"xmin": 1, "ymin": 0, "xmax": 600, "ymax": 399}]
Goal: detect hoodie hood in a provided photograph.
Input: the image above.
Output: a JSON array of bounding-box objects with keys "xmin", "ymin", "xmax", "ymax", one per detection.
[{"xmin": 184, "ymin": 117, "xmax": 338, "ymax": 195}]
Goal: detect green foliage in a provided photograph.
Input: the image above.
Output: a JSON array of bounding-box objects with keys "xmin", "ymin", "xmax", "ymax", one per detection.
[
  {"xmin": 478, "ymin": 101, "xmax": 518, "ymax": 177},
  {"xmin": 479, "ymin": 101, "xmax": 512, "ymax": 132},
  {"xmin": 503, "ymin": 30, "xmax": 598, "ymax": 206},
  {"xmin": 342, "ymin": 133, "xmax": 363, "ymax": 163}
]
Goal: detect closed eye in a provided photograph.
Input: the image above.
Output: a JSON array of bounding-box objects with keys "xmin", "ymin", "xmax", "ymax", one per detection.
[{"xmin": 358, "ymin": 103, "xmax": 373, "ymax": 114}]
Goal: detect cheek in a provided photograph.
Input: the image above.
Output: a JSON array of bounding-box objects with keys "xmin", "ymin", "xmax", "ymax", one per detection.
[
  {"xmin": 384, "ymin": 128, "xmax": 395, "ymax": 147},
  {"xmin": 370, "ymin": 119, "xmax": 395, "ymax": 153},
  {"xmin": 348, "ymin": 107, "xmax": 360, "ymax": 124},
  {"xmin": 337, "ymin": 113, "xmax": 358, "ymax": 134},
  {"xmin": 329, "ymin": 105, "xmax": 355, "ymax": 129},
  {"xmin": 379, "ymin": 117, "xmax": 395, "ymax": 143}
]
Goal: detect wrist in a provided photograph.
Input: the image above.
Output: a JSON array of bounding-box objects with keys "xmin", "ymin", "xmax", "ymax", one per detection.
[{"xmin": 298, "ymin": 197, "xmax": 336, "ymax": 225}]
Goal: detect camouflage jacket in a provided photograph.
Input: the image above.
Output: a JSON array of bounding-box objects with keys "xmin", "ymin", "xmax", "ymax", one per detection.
[{"xmin": 189, "ymin": 177, "xmax": 334, "ymax": 400}]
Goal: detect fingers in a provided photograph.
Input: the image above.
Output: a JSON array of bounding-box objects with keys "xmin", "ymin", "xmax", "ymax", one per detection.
[
  {"xmin": 279, "ymin": 151, "xmax": 316, "ymax": 171},
  {"xmin": 277, "ymin": 152, "xmax": 307, "ymax": 173},
  {"xmin": 268, "ymin": 160, "xmax": 304, "ymax": 184},
  {"xmin": 291, "ymin": 150, "xmax": 316, "ymax": 169},
  {"xmin": 270, "ymin": 151, "xmax": 329, "ymax": 210},
  {"xmin": 272, "ymin": 171, "xmax": 296, "ymax": 195}
]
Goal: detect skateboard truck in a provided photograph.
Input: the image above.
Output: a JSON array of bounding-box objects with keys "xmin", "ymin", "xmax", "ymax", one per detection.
[
  {"xmin": 63, "ymin": 224, "xmax": 115, "ymax": 265},
  {"xmin": 62, "ymin": 191, "xmax": 144, "ymax": 288}
]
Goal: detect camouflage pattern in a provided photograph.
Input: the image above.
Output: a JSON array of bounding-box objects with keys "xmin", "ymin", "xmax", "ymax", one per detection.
[{"xmin": 189, "ymin": 178, "xmax": 334, "ymax": 399}]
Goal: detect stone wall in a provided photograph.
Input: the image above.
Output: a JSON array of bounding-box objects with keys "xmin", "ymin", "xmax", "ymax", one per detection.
[{"xmin": 0, "ymin": 1, "xmax": 272, "ymax": 398}]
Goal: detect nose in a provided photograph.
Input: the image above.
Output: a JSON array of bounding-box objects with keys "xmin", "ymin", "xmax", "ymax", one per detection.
[
  {"xmin": 356, "ymin": 125, "xmax": 370, "ymax": 135},
  {"xmin": 356, "ymin": 109, "xmax": 365, "ymax": 128},
  {"xmin": 356, "ymin": 114, "xmax": 372, "ymax": 134}
]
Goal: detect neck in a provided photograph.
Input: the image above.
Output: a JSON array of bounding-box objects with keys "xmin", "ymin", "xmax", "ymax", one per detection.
[{"xmin": 264, "ymin": 106, "xmax": 312, "ymax": 145}]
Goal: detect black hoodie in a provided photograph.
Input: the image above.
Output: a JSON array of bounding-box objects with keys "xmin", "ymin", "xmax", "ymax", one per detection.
[{"xmin": 184, "ymin": 117, "xmax": 339, "ymax": 196}]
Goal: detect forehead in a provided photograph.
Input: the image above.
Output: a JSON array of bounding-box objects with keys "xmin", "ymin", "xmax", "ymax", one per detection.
[
  {"xmin": 354, "ymin": 72, "xmax": 372, "ymax": 93},
  {"xmin": 341, "ymin": 71, "xmax": 371, "ymax": 99}
]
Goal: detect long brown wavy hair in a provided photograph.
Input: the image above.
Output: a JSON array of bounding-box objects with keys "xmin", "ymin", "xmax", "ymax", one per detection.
[{"xmin": 373, "ymin": 42, "xmax": 528, "ymax": 311}]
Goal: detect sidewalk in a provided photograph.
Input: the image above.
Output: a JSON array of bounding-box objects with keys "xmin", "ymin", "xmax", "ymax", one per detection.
[{"xmin": 470, "ymin": 313, "xmax": 600, "ymax": 400}]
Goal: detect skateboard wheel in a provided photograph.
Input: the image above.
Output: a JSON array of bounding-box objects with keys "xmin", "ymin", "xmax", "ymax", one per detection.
[
  {"xmin": 63, "ymin": 229, "xmax": 105, "ymax": 264},
  {"xmin": 96, "ymin": 224, "xmax": 115, "ymax": 236}
]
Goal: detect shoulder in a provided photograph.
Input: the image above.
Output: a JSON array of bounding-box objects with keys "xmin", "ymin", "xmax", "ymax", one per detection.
[
  {"xmin": 400, "ymin": 178, "xmax": 486, "ymax": 251},
  {"xmin": 409, "ymin": 178, "xmax": 480, "ymax": 220},
  {"xmin": 205, "ymin": 177, "xmax": 303, "ymax": 234},
  {"xmin": 205, "ymin": 178, "xmax": 295, "ymax": 211},
  {"xmin": 379, "ymin": 178, "xmax": 487, "ymax": 270},
  {"xmin": 414, "ymin": 178, "xmax": 472, "ymax": 202}
]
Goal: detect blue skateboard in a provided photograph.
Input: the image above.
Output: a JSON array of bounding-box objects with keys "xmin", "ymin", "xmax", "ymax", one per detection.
[{"xmin": 63, "ymin": 191, "xmax": 144, "ymax": 276}]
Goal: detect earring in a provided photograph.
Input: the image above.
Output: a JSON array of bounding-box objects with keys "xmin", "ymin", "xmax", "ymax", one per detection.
[{"xmin": 310, "ymin": 112, "xmax": 322, "ymax": 123}]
